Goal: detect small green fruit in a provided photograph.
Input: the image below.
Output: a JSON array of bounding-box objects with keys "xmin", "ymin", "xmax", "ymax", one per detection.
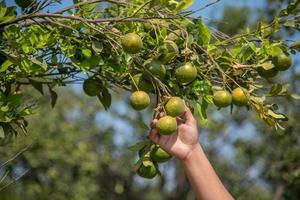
[
  {"xmin": 145, "ymin": 59, "xmax": 166, "ymax": 80},
  {"xmin": 272, "ymin": 54, "xmax": 292, "ymax": 71},
  {"xmin": 130, "ymin": 91, "xmax": 150, "ymax": 111},
  {"xmin": 175, "ymin": 62, "xmax": 197, "ymax": 84},
  {"xmin": 121, "ymin": 33, "xmax": 143, "ymax": 54},
  {"xmin": 213, "ymin": 90, "xmax": 232, "ymax": 108},
  {"xmin": 151, "ymin": 146, "xmax": 172, "ymax": 163},
  {"xmin": 156, "ymin": 116, "xmax": 177, "ymax": 135},
  {"xmin": 137, "ymin": 158, "xmax": 158, "ymax": 179},
  {"xmin": 232, "ymin": 88, "xmax": 248, "ymax": 106},
  {"xmin": 165, "ymin": 97, "xmax": 185, "ymax": 117}
]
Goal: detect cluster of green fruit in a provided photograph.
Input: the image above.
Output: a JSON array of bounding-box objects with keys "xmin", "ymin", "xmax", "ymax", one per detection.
[
  {"xmin": 134, "ymin": 97, "xmax": 185, "ymax": 179},
  {"xmin": 213, "ymin": 87, "xmax": 248, "ymax": 108},
  {"xmin": 137, "ymin": 144, "xmax": 172, "ymax": 178},
  {"xmin": 212, "ymin": 53, "xmax": 293, "ymax": 108},
  {"xmin": 131, "ymin": 94, "xmax": 185, "ymax": 134},
  {"xmin": 120, "ymin": 32, "xmax": 198, "ymax": 178},
  {"xmin": 257, "ymin": 53, "xmax": 292, "ymax": 78},
  {"xmin": 81, "ymin": 32, "xmax": 197, "ymax": 98},
  {"xmin": 80, "ymin": 32, "xmax": 294, "ymax": 179}
]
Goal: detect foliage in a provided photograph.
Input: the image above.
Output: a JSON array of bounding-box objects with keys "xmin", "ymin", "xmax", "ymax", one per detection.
[{"xmin": 0, "ymin": 0, "xmax": 299, "ymax": 180}]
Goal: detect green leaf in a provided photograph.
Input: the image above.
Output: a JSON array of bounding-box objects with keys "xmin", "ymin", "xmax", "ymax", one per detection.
[
  {"xmin": 92, "ymin": 41, "xmax": 103, "ymax": 53},
  {"xmin": 196, "ymin": 101, "xmax": 208, "ymax": 123},
  {"xmin": 0, "ymin": 1, "xmax": 7, "ymax": 18},
  {"xmin": 97, "ymin": 88, "xmax": 111, "ymax": 110},
  {"xmin": 267, "ymin": 44, "xmax": 283, "ymax": 56},
  {"xmin": 128, "ymin": 141, "xmax": 147, "ymax": 152},
  {"xmin": 258, "ymin": 62, "xmax": 275, "ymax": 70},
  {"xmin": 267, "ymin": 109, "xmax": 288, "ymax": 121},
  {"xmin": 133, "ymin": 158, "xmax": 143, "ymax": 172},
  {"xmin": 269, "ymin": 84, "xmax": 283, "ymax": 96},
  {"xmin": 82, "ymin": 49, "xmax": 92, "ymax": 58},
  {"xmin": 0, "ymin": 59, "xmax": 13, "ymax": 72},
  {"xmin": 87, "ymin": 55, "xmax": 101, "ymax": 67},
  {"xmin": 30, "ymin": 57, "xmax": 48, "ymax": 70},
  {"xmin": 137, "ymin": 120, "xmax": 150, "ymax": 130},
  {"xmin": 175, "ymin": 0, "xmax": 195, "ymax": 12},
  {"xmin": 29, "ymin": 79, "xmax": 44, "ymax": 95},
  {"xmin": 0, "ymin": 115, "xmax": 12, "ymax": 123},
  {"xmin": 1, "ymin": 105, "xmax": 9, "ymax": 112},
  {"xmin": 49, "ymin": 87, "xmax": 58, "ymax": 108},
  {"xmin": 198, "ymin": 20, "xmax": 211, "ymax": 45},
  {"xmin": 290, "ymin": 93, "xmax": 300, "ymax": 100}
]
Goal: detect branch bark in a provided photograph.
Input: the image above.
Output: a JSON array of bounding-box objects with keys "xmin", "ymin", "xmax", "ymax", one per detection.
[{"xmin": 0, "ymin": 12, "xmax": 179, "ymax": 28}]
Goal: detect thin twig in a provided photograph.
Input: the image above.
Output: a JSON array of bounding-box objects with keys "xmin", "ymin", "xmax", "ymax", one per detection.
[
  {"xmin": 55, "ymin": 0, "xmax": 127, "ymax": 14},
  {"xmin": 0, "ymin": 169, "xmax": 30, "ymax": 192},
  {"xmin": 0, "ymin": 145, "xmax": 31, "ymax": 169}
]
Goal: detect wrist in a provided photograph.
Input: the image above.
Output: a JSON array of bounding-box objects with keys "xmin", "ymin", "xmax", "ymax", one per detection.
[{"xmin": 180, "ymin": 143, "xmax": 203, "ymax": 164}]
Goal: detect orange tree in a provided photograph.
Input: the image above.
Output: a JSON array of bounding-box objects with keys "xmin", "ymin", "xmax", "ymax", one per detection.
[{"xmin": 0, "ymin": 0, "xmax": 299, "ymax": 178}]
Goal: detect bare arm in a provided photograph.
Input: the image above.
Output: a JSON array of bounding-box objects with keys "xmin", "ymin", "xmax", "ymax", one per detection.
[{"xmin": 150, "ymin": 106, "xmax": 234, "ymax": 200}]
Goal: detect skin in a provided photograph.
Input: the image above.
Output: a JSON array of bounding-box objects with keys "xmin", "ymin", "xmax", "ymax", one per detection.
[{"xmin": 150, "ymin": 106, "xmax": 234, "ymax": 200}]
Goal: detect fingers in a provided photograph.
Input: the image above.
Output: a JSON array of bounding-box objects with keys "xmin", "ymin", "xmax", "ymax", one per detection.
[
  {"xmin": 149, "ymin": 121, "xmax": 159, "ymax": 144},
  {"xmin": 149, "ymin": 129, "xmax": 159, "ymax": 144},
  {"xmin": 150, "ymin": 118, "xmax": 157, "ymax": 128},
  {"xmin": 159, "ymin": 112, "xmax": 165, "ymax": 118},
  {"xmin": 183, "ymin": 106, "xmax": 196, "ymax": 125}
]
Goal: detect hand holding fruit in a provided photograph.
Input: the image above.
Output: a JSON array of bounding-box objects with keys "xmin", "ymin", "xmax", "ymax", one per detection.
[{"xmin": 150, "ymin": 105, "xmax": 199, "ymax": 161}]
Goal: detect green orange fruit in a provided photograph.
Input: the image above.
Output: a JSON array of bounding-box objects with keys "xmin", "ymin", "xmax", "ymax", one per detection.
[
  {"xmin": 232, "ymin": 87, "xmax": 248, "ymax": 106},
  {"xmin": 257, "ymin": 66, "xmax": 278, "ymax": 78},
  {"xmin": 165, "ymin": 97, "xmax": 185, "ymax": 117},
  {"xmin": 151, "ymin": 145, "xmax": 172, "ymax": 163},
  {"xmin": 130, "ymin": 91, "xmax": 150, "ymax": 111},
  {"xmin": 137, "ymin": 158, "xmax": 158, "ymax": 179},
  {"xmin": 156, "ymin": 116, "xmax": 177, "ymax": 135},
  {"xmin": 131, "ymin": 73, "xmax": 154, "ymax": 92},
  {"xmin": 121, "ymin": 33, "xmax": 143, "ymax": 54},
  {"xmin": 15, "ymin": 0, "xmax": 35, "ymax": 8},
  {"xmin": 158, "ymin": 40, "xmax": 179, "ymax": 63},
  {"xmin": 272, "ymin": 54, "xmax": 292, "ymax": 71},
  {"xmin": 213, "ymin": 90, "xmax": 232, "ymax": 108},
  {"xmin": 83, "ymin": 78, "xmax": 102, "ymax": 96},
  {"xmin": 145, "ymin": 59, "xmax": 166, "ymax": 80},
  {"xmin": 175, "ymin": 62, "xmax": 197, "ymax": 84}
]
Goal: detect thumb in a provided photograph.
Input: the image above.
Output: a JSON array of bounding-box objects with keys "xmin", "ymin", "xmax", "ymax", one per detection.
[{"xmin": 183, "ymin": 106, "xmax": 196, "ymax": 125}]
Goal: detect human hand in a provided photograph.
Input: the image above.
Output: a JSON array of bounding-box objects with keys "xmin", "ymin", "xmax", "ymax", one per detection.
[{"xmin": 149, "ymin": 106, "xmax": 199, "ymax": 161}]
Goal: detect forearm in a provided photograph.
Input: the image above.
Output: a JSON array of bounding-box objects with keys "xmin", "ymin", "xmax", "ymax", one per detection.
[{"xmin": 181, "ymin": 144, "xmax": 234, "ymax": 200}]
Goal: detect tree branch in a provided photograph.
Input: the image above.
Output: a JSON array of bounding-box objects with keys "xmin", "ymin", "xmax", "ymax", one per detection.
[
  {"xmin": 55, "ymin": 0, "xmax": 127, "ymax": 14},
  {"xmin": 0, "ymin": 12, "xmax": 180, "ymax": 28}
]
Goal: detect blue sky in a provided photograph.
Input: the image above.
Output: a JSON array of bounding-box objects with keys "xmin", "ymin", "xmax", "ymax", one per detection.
[
  {"xmin": 6, "ymin": 0, "xmax": 266, "ymax": 16},
  {"xmin": 192, "ymin": 0, "xmax": 265, "ymax": 18}
]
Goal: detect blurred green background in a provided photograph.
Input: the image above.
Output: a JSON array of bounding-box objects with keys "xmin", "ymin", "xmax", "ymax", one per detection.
[{"xmin": 0, "ymin": 0, "xmax": 299, "ymax": 199}]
